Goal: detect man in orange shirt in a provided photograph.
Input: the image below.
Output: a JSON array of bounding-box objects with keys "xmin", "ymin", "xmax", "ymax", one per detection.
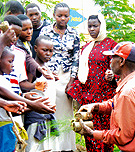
[{"xmin": 77, "ymin": 41, "xmax": 135, "ymax": 152}]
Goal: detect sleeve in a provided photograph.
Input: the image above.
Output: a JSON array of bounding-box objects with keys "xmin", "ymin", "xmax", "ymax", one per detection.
[
  {"xmin": 26, "ymin": 53, "xmax": 42, "ymax": 78},
  {"xmin": 94, "ymin": 92, "xmax": 135, "ymax": 147},
  {"xmin": 70, "ymin": 32, "xmax": 80, "ymax": 78},
  {"xmin": 18, "ymin": 55, "xmax": 28, "ymax": 82},
  {"xmin": 98, "ymin": 98, "xmax": 113, "ymax": 115}
]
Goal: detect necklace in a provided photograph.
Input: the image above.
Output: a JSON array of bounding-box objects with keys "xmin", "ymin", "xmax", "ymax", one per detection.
[{"xmin": 55, "ymin": 25, "xmax": 65, "ymax": 35}]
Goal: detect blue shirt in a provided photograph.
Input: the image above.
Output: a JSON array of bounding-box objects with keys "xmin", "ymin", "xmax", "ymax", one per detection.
[{"xmin": 40, "ymin": 24, "xmax": 80, "ymax": 78}]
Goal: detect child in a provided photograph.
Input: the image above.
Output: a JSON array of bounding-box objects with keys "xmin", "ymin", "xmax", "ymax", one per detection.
[
  {"xmin": 1, "ymin": 15, "xmax": 56, "ymax": 114},
  {"xmin": 16, "ymin": 14, "xmax": 53, "ymax": 82},
  {"xmin": 24, "ymin": 35, "xmax": 59, "ymax": 152},
  {"xmin": 0, "ymin": 46, "xmax": 26, "ymax": 152}
]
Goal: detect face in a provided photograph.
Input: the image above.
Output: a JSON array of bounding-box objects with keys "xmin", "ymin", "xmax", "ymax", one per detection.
[
  {"xmin": 0, "ymin": 52, "xmax": 14, "ymax": 75},
  {"xmin": 110, "ymin": 55, "xmax": 121, "ymax": 75},
  {"xmin": 11, "ymin": 24, "xmax": 22, "ymax": 44},
  {"xmin": 34, "ymin": 39, "xmax": 53, "ymax": 63},
  {"xmin": 26, "ymin": 7, "xmax": 41, "ymax": 29},
  {"xmin": 20, "ymin": 19, "xmax": 33, "ymax": 42},
  {"xmin": 53, "ymin": 7, "xmax": 70, "ymax": 28},
  {"xmin": 88, "ymin": 18, "xmax": 100, "ymax": 38}
]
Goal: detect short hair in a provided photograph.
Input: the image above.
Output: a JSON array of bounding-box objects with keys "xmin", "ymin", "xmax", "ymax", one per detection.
[
  {"xmin": 125, "ymin": 60, "xmax": 135, "ymax": 71},
  {"xmin": 5, "ymin": 1, "xmax": 24, "ymax": 14},
  {"xmin": 4, "ymin": 15, "xmax": 22, "ymax": 27},
  {"xmin": 26, "ymin": 3, "xmax": 41, "ymax": 14},
  {"xmin": 54, "ymin": 2, "xmax": 70, "ymax": 14},
  {"xmin": 17, "ymin": 14, "xmax": 30, "ymax": 21},
  {"xmin": 1, "ymin": 46, "xmax": 13, "ymax": 59},
  {"xmin": 35, "ymin": 35, "xmax": 52, "ymax": 46},
  {"xmin": 88, "ymin": 15, "xmax": 101, "ymax": 24}
]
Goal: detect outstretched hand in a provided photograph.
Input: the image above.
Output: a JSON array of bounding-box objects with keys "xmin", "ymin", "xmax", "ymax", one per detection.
[
  {"xmin": 28, "ymin": 97, "xmax": 56, "ymax": 114},
  {"xmin": 23, "ymin": 92, "xmax": 41, "ymax": 100},
  {"xmin": 3, "ymin": 101, "xmax": 27, "ymax": 114}
]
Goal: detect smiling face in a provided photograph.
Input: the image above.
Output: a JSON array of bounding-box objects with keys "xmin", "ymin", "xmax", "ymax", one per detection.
[
  {"xmin": 26, "ymin": 7, "xmax": 41, "ymax": 29},
  {"xmin": 34, "ymin": 39, "xmax": 53, "ymax": 64},
  {"xmin": 0, "ymin": 49, "xmax": 14, "ymax": 75},
  {"xmin": 20, "ymin": 19, "xmax": 33, "ymax": 42},
  {"xmin": 53, "ymin": 7, "xmax": 70, "ymax": 28},
  {"xmin": 88, "ymin": 18, "xmax": 100, "ymax": 39}
]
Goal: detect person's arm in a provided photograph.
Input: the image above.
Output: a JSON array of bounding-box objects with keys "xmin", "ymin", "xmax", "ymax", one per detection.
[
  {"xmin": 0, "ymin": 86, "xmax": 56, "ymax": 114},
  {"xmin": 0, "ymin": 28, "xmax": 16, "ymax": 57},
  {"xmin": 79, "ymin": 94, "xmax": 135, "ymax": 148},
  {"xmin": 70, "ymin": 32, "xmax": 80, "ymax": 78},
  {"xmin": 65, "ymin": 32, "xmax": 80, "ymax": 92},
  {"xmin": 0, "ymin": 97, "xmax": 27, "ymax": 114},
  {"xmin": 26, "ymin": 53, "xmax": 53, "ymax": 80},
  {"xmin": 19, "ymin": 80, "xmax": 35, "ymax": 91}
]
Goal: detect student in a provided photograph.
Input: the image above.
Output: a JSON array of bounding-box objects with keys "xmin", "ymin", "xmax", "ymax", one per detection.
[
  {"xmin": 25, "ymin": 35, "xmax": 59, "ymax": 152},
  {"xmin": 26, "ymin": 3, "xmax": 50, "ymax": 58},
  {"xmin": 0, "ymin": 16, "xmax": 56, "ymax": 114},
  {"xmin": 4, "ymin": 0, "xmax": 24, "ymax": 16},
  {"xmin": 0, "ymin": 46, "xmax": 26, "ymax": 151},
  {"xmin": 16, "ymin": 14, "xmax": 52, "ymax": 83},
  {"xmin": 3, "ymin": 15, "xmax": 48, "ymax": 95}
]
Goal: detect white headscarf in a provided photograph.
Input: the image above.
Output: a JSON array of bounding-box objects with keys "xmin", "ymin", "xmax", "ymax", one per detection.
[{"xmin": 78, "ymin": 13, "xmax": 107, "ymax": 84}]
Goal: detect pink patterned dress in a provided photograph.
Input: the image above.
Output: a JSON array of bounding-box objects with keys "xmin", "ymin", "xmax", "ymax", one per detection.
[{"xmin": 67, "ymin": 38, "xmax": 117, "ymax": 152}]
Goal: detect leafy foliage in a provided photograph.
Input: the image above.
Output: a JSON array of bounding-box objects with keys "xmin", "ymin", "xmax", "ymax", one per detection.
[{"xmin": 94, "ymin": 0, "xmax": 135, "ymax": 42}]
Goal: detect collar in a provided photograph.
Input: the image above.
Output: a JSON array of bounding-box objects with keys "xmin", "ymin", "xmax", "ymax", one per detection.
[
  {"xmin": 116, "ymin": 71, "xmax": 135, "ymax": 93},
  {"xmin": 36, "ymin": 21, "xmax": 43, "ymax": 29},
  {"xmin": 46, "ymin": 23, "xmax": 74, "ymax": 34}
]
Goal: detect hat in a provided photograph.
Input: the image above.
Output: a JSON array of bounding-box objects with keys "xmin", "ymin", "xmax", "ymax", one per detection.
[{"xmin": 103, "ymin": 41, "xmax": 135, "ymax": 62}]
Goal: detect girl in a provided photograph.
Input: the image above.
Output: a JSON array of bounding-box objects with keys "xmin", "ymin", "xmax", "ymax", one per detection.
[{"xmin": 40, "ymin": 2, "xmax": 80, "ymax": 151}]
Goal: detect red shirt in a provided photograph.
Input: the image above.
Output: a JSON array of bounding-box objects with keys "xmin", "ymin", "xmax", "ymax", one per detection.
[{"xmin": 94, "ymin": 71, "xmax": 135, "ymax": 152}]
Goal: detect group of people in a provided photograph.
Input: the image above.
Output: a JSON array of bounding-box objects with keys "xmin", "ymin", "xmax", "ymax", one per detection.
[{"xmin": 0, "ymin": 1, "xmax": 135, "ymax": 152}]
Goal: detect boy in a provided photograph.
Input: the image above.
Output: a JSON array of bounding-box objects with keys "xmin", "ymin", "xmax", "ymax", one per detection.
[
  {"xmin": 26, "ymin": 3, "xmax": 49, "ymax": 58},
  {"xmin": 0, "ymin": 15, "xmax": 56, "ymax": 114},
  {"xmin": 16, "ymin": 14, "xmax": 53, "ymax": 82},
  {"xmin": 5, "ymin": 0, "xmax": 24, "ymax": 16},
  {"xmin": 25, "ymin": 35, "xmax": 59, "ymax": 152},
  {"xmin": 0, "ymin": 46, "xmax": 26, "ymax": 151},
  {"xmin": 3, "ymin": 15, "xmax": 47, "ymax": 94}
]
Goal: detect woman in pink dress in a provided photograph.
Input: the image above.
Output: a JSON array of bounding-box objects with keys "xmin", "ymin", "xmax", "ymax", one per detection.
[{"xmin": 67, "ymin": 14, "xmax": 117, "ymax": 152}]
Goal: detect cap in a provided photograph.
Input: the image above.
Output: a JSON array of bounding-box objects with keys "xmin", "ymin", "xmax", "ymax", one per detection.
[{"xmin": 103, "ymin": 41, "xmax": 135, "ymax": 62}]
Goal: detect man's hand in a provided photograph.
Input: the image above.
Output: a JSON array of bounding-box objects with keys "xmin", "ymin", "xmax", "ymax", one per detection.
[
  {"xmin": 78, "ymin": 119, "xmax": 93, "ymax": 137},
  {"xmin": 78, "ymin": 103, "xmax": 99, "ymax": 117},
  {"xmin": 3, "ymin": 101, "xmax": 27, "ymax": 114},
  {"xmin": 28, "ymin": 97, "xmax": 56, "ymax": 114}
]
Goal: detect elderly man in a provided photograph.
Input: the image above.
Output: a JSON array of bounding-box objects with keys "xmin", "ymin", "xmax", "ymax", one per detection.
[{"xmin": 78, "ymin": 41, "xmax": 135, "ymax": 152}]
